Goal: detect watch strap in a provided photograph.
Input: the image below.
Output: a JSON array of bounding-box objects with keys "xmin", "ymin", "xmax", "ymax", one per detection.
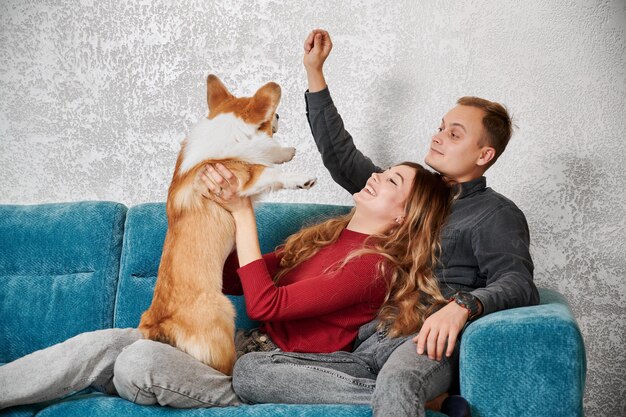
[{"xmin": 449, "ymin": 291, "xmax": 481, "ymax": 321}]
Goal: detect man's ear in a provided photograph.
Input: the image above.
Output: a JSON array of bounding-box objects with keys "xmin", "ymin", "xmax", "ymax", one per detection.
[
  {"xmin": 206, "ymin": 74, "xmax": 233, "ymax": 114},
  {"xmin": 246, "ymin": 82, "xmax": 281, "ymax": 126},
  {"xmin": 476, "ymin": 146, "xmax": 496, "ymax": 167}
]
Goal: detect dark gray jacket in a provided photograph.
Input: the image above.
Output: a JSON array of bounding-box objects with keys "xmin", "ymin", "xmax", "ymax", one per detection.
[{"xmin": 305, "ymin": 87, "xmax": 539, "ymax": 317}]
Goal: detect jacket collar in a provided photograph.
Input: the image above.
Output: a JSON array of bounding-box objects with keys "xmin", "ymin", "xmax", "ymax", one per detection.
[{"xmin": 455, "ymin": 176, "xmax": 486, "ymax": 199}]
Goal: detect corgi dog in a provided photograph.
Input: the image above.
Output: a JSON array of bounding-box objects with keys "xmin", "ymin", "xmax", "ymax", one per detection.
[{"xmin": 138, "ymin": 74, "xmax": 316, "ymax": 375}]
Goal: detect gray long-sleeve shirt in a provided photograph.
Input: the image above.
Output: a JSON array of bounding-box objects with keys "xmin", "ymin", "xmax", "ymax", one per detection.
[{"xmin": 305, "ymin": 87, "xmax": 539, "ymax": 317}]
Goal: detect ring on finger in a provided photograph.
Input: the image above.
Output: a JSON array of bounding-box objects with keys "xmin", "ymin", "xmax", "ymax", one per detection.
[{"xmin": 215, "ymin": 189, "xmax": 222, "ymax": 197}]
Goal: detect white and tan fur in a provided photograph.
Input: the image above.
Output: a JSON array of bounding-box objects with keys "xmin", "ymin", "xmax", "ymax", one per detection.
[{"xmin": 138, "ymin": 75, "xmax": 315, "ymax": 375}]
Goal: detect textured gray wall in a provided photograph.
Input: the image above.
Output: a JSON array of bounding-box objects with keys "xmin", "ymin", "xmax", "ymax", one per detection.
[{"xmin": 1, "ymin": 0, "xmax": 624, "ymax": 415}]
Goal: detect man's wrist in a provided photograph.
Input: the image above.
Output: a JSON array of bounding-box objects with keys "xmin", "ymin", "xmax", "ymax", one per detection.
[
  {"xmin": 449, "ymin": 291, "xmax": 483, "ymax": 321},
  {"xmin": 306, "ymin": 70, "xmax": 327, "ymax": 93},
  {"xmin": 448, "ymin": 300, "xmax": 470, "ymax": 320}
]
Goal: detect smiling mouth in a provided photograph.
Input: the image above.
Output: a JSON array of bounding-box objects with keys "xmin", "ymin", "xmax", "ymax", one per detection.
[{"xmin": 364, "ymin": 184, "xmax": 377, "ymax": 196}]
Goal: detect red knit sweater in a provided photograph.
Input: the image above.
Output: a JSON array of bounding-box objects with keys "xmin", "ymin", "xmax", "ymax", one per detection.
[{"xmin": 221, "ymin": 228, "xmax": 388, "ymax": 353}]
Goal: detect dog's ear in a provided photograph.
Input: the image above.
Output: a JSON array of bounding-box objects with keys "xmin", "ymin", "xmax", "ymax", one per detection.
[
  {"xmin": 247, "ymin": 82, "xmax": 281, "ymax": 127},
  {"xmin": 206, "ymin": 74, "xmax": 233, "ymax": 113}
]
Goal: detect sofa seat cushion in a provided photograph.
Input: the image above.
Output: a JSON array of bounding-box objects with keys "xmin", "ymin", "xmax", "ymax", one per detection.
[
  {"xmin": 0, "ymin": 202, "xmax": 127, "ymax": 362},
  {"xmin": 28, "ymin": 393, "xmax": 446, "ymax": 416}
]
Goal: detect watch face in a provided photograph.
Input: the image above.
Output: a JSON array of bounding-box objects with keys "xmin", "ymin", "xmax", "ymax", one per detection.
[
  {"xmin": 457, "ymin": 293, "xmax": 473, "ymax": 304},
  {"xmin": 455, "ymin": 292, "xmax": 478, "ymax": 315}
]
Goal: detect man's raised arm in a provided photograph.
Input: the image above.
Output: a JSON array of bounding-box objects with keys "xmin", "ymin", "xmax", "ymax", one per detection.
[{"xmin": 303, "ymin": 29, "xmax": 380, "ymax": 194}]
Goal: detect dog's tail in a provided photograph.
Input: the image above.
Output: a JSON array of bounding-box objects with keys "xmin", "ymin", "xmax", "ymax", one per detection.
[{"xmin": 176, "ymin": 313, "xmax": 237, "ymax": 375}]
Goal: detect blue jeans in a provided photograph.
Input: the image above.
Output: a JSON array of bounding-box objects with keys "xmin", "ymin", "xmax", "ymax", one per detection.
[
  {"xmin": 1, "ymin": 324, "xmax": 456, "ymax": 415},
  {"xmin": 232, "ymin": 320, "xmax": 457, "ymax": 417},
  {"xmin": 0, "ymin": 328, "xmax": 242, "ymax": 409}
]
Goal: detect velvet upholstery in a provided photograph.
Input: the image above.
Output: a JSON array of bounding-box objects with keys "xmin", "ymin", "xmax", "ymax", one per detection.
[
  {"xmin": 30, "ymin": 393, "xmax": 380, "ymax": 417},
  {"xmin": 460, "ymin": 289, "xmax": 586, "ymax": 417},
  {"xmin": 0, "ymin": 202, "xmax": 126, "ymax": 363},
  {"xmin": 0, "ymin": 393, "xmax": 447, "ymax": 417},
  {"xmin": 0, "ymin": 201, "xmax": 584, "ymax": 417}
]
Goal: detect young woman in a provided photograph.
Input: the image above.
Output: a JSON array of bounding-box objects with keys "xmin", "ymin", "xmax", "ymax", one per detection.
[{"xmin": 0, "ymin": 161, "xmax": 452, "ymax": 410}]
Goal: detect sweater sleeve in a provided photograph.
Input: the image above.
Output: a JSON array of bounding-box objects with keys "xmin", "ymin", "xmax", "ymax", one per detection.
[
  {"xmin": 237, "ymin": 254, "xmax": 387, "ymax": 322},
  {"xmin": 305, "ymin": 87, "xmax": 382, "ymax": 194},
  {"xmin": 222, "ymin": 251, "xmax": 282, "ymax": 296},
  {"xmin": 470, "ymin": 204, "xmax": 540, "ymax": 315}
]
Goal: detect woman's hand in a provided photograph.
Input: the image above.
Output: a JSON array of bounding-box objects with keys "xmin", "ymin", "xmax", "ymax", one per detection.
[
  {"xmin": 303, "ymin": 29, "xmax": 332, "ymax": 92},
  {"xmin": 200, "ymin": 163, "xmax": 251, "ymax": 214}
]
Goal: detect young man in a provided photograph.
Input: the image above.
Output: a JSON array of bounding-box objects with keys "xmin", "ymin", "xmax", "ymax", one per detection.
[{"xmin": 231, "ymin": 30, "xmax": 539, "ymax": 417}]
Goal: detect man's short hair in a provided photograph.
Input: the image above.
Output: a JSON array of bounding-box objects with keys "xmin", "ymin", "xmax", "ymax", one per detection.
[{"xmin": 457, "ymin": 96, "xmax": 513, "ymax": 169}]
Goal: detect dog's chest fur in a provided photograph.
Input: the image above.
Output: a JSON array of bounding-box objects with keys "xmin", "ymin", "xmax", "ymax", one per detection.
[{"xmin": 179, "ymin": 113, "xmax": 280, "ymax": 174}]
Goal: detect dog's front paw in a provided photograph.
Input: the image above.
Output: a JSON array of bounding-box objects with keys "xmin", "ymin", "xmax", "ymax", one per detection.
[
  {"xmin": 296, "ymin": 177, "xmax": 317, "ymax": 189},
  {"xmin": 280, "ymin": 175, "xmax": 317, "ymax": 190}
]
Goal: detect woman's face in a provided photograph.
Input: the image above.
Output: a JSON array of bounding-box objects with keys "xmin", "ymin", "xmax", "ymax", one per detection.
[{"xmin": 353, "ymin": 165, "xmax": 417, "ymax": 226}]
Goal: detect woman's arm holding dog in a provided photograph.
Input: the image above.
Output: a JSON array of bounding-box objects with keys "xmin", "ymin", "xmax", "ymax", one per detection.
[{"xmin": 230, "ymin": 200, "xmax": 263, "ymax": 268}]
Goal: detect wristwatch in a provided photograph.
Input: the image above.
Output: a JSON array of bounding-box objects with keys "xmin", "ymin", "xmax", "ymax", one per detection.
[{"xmin": 449, "ymin": 291, "xmax": 483, "ymax": 321}]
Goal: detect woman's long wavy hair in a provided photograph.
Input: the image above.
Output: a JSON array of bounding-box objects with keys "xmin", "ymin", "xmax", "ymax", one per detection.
[{"xmin": 275, "ymin": 162, "xmax": 454, "ymax": 337}]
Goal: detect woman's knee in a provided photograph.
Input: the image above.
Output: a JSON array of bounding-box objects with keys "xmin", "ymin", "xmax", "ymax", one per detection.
[
  {"xmin": 116, "ymin": 338, "xmax": 163, "ymax": 366},
  {"xmin": 112, "ymin": 339, "xmax": 159, "ymax": 404},
  {"xmin": 232, "ymin": 352, "xmax": 272, "ymax": 402}
]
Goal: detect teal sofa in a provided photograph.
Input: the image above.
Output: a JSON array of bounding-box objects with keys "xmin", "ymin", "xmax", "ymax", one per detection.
[{"xmin": 0, "ymin": 201, "xmax": 586, "ymax": 417}]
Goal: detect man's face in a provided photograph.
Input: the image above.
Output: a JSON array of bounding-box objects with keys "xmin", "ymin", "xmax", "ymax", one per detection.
[{"xmin": 424, "ymin": 105, "xmax": 493, "ymax": 183}]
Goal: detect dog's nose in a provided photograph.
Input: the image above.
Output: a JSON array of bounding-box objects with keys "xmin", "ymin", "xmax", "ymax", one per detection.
[{"xmin": 275, "ymin": 113, "xmax": 279, "ymax": 120}]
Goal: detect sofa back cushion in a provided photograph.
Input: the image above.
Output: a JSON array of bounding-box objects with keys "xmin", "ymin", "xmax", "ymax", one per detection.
[
  {"xmin": 0, "ymin": 201, "xmax": 127, "ymax": 362},
  {"xmin": 113, "ymin": 202, "xmax": 352, "ymax": 330}
]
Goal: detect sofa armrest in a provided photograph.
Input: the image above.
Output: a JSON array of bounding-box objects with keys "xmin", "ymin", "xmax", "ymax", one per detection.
[{"xmin": 459, "ymin": 288, "xmax": 586, "ymax": 417}]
